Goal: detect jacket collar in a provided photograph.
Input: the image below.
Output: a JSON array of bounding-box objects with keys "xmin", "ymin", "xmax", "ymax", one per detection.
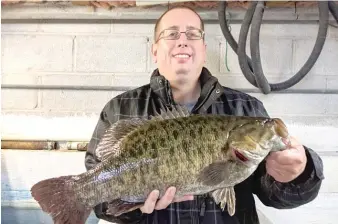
[{"xmin": 149, "ymin": 67, "xmax": 223, "ymax": 113}]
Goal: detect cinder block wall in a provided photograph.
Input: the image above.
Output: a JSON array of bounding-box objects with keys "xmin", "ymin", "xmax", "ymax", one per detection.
[
  {"xmin": 2, "ymin": 22, "xmax": 338, "ymax": 114},
  {"xmin": 1, "ymin": 21, "xmax": 338, "ymax": 224}
]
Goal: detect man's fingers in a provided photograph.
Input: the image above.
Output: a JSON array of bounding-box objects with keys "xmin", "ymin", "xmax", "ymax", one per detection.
[
  {"xmin": 154, "ymin": 187, "xmax": 176, "ymax": 210},
  {"xmin": 268, "ymin": 150, "xmax": 302, "ymax": 165},
  {"xmin": 141, "ymin": 188, "xmax": 195, "ymax": 214},
  {"xmin": 140, "ymin": 190, "xmax": 159, "ymax": 214},
  {"xmin": 267, "ymin": 159, "xmax": 302, "ymax": 174}
]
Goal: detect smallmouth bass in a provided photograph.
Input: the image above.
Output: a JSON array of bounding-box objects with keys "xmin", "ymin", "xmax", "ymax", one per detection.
[{"xmin": 30, "ymin": 106, "xmax": 290, "ymax": 224}]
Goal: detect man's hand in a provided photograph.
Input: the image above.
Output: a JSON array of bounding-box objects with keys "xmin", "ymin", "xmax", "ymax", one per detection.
[
  {"xmin": 140, "ymin": 187, "xmax": 194, "ymax": 214},
  {"xmin": 266, "ymin": 136, "xmax": 307, "ymax": 183}
]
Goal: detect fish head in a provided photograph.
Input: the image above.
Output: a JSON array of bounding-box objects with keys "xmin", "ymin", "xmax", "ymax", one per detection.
[{"xmin": 228, "ymin": 117, "xmax": 290, "ymax": 165}]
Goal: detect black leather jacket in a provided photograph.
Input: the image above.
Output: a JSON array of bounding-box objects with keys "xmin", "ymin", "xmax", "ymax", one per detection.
[{"xmin": 85, "ymin": 67, "xmax": 324, "ymax": 224}]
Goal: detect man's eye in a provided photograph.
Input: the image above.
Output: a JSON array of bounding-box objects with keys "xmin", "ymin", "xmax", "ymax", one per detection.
[
  {"xmin": 187, "ymin": 31, "xmax": 200, "ymax": 38},
  {"xmin": 167, "ymin": 31, "xmax": 178, "ymax": 37}
]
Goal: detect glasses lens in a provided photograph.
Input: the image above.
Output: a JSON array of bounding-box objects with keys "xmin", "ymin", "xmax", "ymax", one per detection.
[
  {"xmin": 186, "ymin": 30, "xmax": 203, "ymax": 39},
  {"xmin": 163, "ymin": 30, "xmax": 180, "ymax": 39}
]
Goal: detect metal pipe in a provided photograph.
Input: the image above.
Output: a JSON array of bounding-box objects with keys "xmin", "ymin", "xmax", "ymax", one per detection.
[
  {"xmin": 2, "ymin": 84, "xmax": 338, "ymax": 94},
  {"xmin": 56, "ymin": 141, "xmax": 88, "ymax": 151},
  {"xmin": 1, "ymin": 140, "xmax": 89, "ymax": 151},
  {"xmin": 1, "ymin": 140, "xmax": 56, "ymax": 150}
]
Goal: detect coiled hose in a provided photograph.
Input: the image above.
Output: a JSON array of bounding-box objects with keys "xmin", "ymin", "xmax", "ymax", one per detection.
[{"xmin": 218, "ymin": 1, "xmax": 330, "ymax": 94}]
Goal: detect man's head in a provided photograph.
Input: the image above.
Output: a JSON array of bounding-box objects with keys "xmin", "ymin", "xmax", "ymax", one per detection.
[{"xmin": 151, "ymin": 6, "xmax": 207, "ymax": 87}]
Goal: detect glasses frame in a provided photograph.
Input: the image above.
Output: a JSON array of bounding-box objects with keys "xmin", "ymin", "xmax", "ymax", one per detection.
[{"xmin": 156, "ymin": 28, "xmax": 205, "ymax": 43}]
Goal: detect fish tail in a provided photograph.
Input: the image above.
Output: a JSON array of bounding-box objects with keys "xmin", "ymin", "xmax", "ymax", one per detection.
[{"xmin": 31, "ymin": 175, "xmax": 92, "ymax": 224}]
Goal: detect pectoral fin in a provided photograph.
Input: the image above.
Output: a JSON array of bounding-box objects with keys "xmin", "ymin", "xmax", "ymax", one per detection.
[
  {"xmin": 197, "ymin": 161, "xmax": 233, "ymax": 186},
  {"xmin": 211, "ymin": 187, "xmax": 236, "ymax": 216}
]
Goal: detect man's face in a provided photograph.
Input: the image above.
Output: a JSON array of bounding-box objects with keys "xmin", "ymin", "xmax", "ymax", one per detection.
[{"xmin": 151, "ymin": 8, "xmax": 207, "ymax": 86}]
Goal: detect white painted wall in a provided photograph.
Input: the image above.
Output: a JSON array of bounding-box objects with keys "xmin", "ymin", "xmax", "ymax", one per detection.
[{"xmin": 1, "ymin": 7, "xmax": 338, "ymax": 224}]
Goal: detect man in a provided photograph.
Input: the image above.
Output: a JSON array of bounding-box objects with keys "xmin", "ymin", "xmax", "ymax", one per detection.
[{"xmin": 85, "ymin": 6, "xmax": 324, "ymax": 224}]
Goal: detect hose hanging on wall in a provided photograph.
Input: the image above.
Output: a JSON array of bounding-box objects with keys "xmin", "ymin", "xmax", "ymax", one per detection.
[
  {"xmin": 329, "ymin": 1, "xmax": 338, "ymax": 23},
  {"xmin": 218, "ymin": 1, "xmax": 330, "ymax": 94}
]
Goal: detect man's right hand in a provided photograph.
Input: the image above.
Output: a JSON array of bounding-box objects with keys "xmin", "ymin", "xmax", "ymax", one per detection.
[{"xmin": 140, "ymin": 187, "xmax": 194, "ymax": 214}]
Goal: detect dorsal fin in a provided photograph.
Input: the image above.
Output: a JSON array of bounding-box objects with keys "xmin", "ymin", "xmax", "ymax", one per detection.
[
  {"xmin": 150, "ymin": 104, "xmax": 191, "ymax": 121},
  {"xmin": 95, "ymin": 105, "xmax": 190, "ymax": 161},
  {"xmin": 95, "ymin": 118, "xmax": 148, "ymax": 161}
]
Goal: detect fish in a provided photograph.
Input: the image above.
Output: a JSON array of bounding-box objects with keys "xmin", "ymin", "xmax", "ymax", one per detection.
[{"xmin": 30, "ymin": 105, "xmax": 290, "ymax": 224}]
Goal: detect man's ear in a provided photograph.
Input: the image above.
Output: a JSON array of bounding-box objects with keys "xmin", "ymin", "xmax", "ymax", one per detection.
[{"xmin": 151, "ymin": 43, "xmax": 158, "ymax": 63}]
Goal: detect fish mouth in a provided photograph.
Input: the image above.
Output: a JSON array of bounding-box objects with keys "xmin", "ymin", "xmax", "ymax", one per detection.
[{"xmin": 272, "ymin": 118, "xmax": 289, "ymax": 138}]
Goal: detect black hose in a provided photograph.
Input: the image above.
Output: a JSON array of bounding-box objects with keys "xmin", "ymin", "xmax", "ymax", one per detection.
[
  {"xmin": 218, "ymin": 1, "xmax": 255, "ymax": 82},
  {"xmin": 250, "ymin": 1, "xmax": 271, "ymax": 94},
  {"xmin": 237, "ymin": 2, "xmax": 261, "ymax": 89},
  {"xmin": 329, "ymin": 1, "xmax": 338, "ymax": 23},
  {"xmin": 218, "ymin": 1, "xmax": 329, "ymax": 94}
]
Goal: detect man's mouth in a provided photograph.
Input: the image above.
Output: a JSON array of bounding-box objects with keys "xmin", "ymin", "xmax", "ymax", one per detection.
[{"xmin": 173, "ymin": 54, "xmax": 191, "ymax": 58}]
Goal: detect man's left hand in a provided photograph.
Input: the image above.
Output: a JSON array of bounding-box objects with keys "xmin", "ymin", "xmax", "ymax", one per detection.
[{"xmin": 266, "ymin": 136, "xmax": 307, "ymax": 183}]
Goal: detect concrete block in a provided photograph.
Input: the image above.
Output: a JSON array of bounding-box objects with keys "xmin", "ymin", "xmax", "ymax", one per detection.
[
  {"xmin": 207, "ymin": 24, "xmax": 318, "ymax": 46},
  {"xmin": 40, "ymin": 75, "xmax": 113, "ymax": 111},
  {"xmin": 327, "ymin": 77, "xmax": 338, "ymax": 90},
  {"xmin": 216, "ymin": 74, "xmax": 259, "ymax": 89},
  {"xmin": 250, "ymin": 93, "xmax": 326, "ymax": 115},
  {"xmin": 1, "ymin": 74, "xmax": 38, "ymax": 110},
  {"xmin": 294, "ymin": 39, "xmax": 338, "ymax": 76},
  {"xmin": 38, "ymin": 23, "xmax": 111, "ymax": 33},
  {"xmin": 283, "ymin": 74, "xmax": 327, "ymax": 90},
  {"xmin": 1, "ymin": 23, "xmax": 38, "ymax": 32},
  {"xmin": 205, "ymin": 23, "xmax": 241, "ymax": 42},
  {"xmin": 112, "ymin": 23, "xmax": 154, "ymax": 35},
  {"xmin": 1, "ymin": 114, "xmax": 99, "ymax": 141},
  {"xmin": 328, "ymin": 25, "xmax": 338, "ymax": 38},
  {"xmin": 220, "ymin": 38, "xmax": 293, "ymax": 75},
  {"xmin": 259, "ymin": 24, "xmax": 319, "ymax": 38},
  {"xmin": 327, "ymin": 94, "xmax": 338, "ymax": 115},
  {"xmin": 1, "ymin": 35, "xmax": 73, "ymax": 73},
  {"xmin": 216, "ymin": 73, "xmax": 327, "ymax": 91},
  {"xmin": 75, "ymin": 36, "xmax": 148, "ymax": 73},
  {"xmin": 204, "ymin": 24, "xmax": 223, "ymax": 37},
  {"xmin": 204, "ymin": 37, "xmax": 220, "ymax": 74},
  {"xmin": 112, "ymin": 74, "xmax": 151, "ymax": 87}
]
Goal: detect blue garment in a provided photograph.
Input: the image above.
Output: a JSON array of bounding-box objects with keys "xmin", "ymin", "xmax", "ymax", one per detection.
[{"xmin": 183, "ymin": 101, "xmax": 196, "ymax": 112}]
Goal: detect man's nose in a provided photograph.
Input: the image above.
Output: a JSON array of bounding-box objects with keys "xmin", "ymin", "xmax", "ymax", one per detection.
[
  {"xmin": 177, "ymin": 33, "xmax": 188, "ymax": 48},
  {"xmin": 178, "ymin": 43, "xmax": 188, "ymax": 48}
]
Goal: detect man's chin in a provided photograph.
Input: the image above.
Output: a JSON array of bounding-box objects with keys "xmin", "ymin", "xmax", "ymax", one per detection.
[{"xmin": 175, "ymin": 68, "xmax": 189, "ymax": 75}]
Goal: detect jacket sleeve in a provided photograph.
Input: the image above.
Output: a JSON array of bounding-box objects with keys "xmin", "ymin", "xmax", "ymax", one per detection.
[
  {"xmin": 85, "ymin": 104, "xmax": 145, "ymax": 224},
  {"xmin": 250, "ymin": 99, "xmax": 325, "ymax": 209}
]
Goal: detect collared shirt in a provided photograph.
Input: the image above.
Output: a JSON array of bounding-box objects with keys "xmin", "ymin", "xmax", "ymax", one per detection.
[{"xmin": 85, "ymin": 67, "xmax": 324, "ymax": 224}]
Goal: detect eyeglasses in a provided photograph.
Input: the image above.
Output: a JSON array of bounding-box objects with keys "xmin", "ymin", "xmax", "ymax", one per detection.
[{"xmin": 156, "ymin": 28, "xmax": 205, "ymax": 43}]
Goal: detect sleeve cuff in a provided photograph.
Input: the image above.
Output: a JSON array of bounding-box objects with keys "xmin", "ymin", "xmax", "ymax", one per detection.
[{"xmin": 289, "ymin": 146, "xmax": 324, "ymax": 185}]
